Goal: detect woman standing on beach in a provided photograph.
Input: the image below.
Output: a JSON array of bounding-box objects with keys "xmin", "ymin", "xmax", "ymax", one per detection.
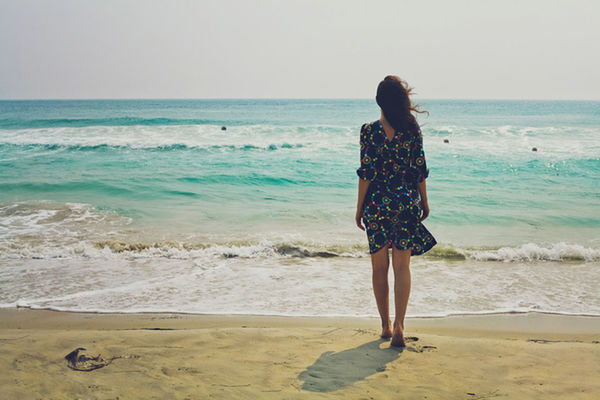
[{"xmin": 355, "ymin": 76, "xmax": 437, "ymax": 347}]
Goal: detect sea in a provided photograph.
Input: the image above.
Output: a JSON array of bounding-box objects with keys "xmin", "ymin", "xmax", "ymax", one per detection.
[{"xmin": 0, "ymin": 99, "xmax": 598, "ymax": 318}]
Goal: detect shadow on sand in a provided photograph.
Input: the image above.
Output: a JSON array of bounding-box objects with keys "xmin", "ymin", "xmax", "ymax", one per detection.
[{"xmin": 298, "ymin": 339, "xmax": 420, "ymax": 392}]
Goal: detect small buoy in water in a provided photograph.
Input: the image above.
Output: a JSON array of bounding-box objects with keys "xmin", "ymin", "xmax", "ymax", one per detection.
[
  {"xmin": 532, "ymin": 147, "xmax": 537, "ymax": 152},
  {"xmin": 443, "ymin": 138, "xmax": 449, "ymax": 143},
  {"xmin": 221, "ymin": 126, "xmax": 227, "ymax": 131}
]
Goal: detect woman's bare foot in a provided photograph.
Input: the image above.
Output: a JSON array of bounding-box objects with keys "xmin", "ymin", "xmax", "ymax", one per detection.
[
  {"xmin": 380, "ymin": 320, "xmax": 392, "ymax": 339},
  {"xmin": 390, "ymin": 323, "xmax": 405, "ymax": 347}
]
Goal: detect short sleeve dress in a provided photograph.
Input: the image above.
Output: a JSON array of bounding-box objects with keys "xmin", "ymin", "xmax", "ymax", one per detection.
[{"xmin": 357, "ymin": 119, "xmax": 437, "ymax": 255}]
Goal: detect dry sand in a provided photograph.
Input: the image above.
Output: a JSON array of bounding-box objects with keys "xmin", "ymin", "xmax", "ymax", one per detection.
[{"xmin": 0, "ymin": 309, "xmax": 598, "ymax": 399}]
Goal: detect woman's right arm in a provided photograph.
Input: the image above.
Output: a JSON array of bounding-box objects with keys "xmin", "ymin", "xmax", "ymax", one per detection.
[
  {"xmin": 355, "ymin": 123, "xmax": 377, "ymax": 230},
  {"xmin": 356, "ymin": 178, "xmax": 370, "ymax": 230}
]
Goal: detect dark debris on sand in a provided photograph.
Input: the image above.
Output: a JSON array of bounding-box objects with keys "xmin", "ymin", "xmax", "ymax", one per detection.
[{"xmin": 64, "ymin": 347, "xmax": 122, "ymax": 371}]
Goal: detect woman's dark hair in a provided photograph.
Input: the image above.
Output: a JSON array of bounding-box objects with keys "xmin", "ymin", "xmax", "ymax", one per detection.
[{"xmin": 376, "ymin": 75, "xmax": 427, "ymax": 135}]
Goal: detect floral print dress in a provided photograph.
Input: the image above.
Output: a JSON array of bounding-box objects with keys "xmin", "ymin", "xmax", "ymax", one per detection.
[{"xmin": 357, "ymin": 119, "xmax": 437, "ymax": 255}]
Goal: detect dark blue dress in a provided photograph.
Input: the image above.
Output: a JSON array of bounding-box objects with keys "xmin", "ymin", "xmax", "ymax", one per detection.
[{"xmin": 356, "ymin": 120, "xmax": 437, "ymax": 255}]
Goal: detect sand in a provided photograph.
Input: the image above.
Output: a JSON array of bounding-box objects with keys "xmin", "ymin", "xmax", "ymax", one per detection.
[{"xmin": 0, "ymin": 309, "xmax": 598, "ymax": 399}]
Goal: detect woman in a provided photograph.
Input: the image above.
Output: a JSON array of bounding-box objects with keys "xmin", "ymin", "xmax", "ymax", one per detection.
[{"xmin": 355, "ymin": 76, "xmax": 437, "ymax": 347}]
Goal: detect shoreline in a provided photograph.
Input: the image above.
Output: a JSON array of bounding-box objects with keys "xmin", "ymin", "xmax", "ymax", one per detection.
[
  {"xmin": 1, "ymin": 308, "xmax": 600, "ymax": 335},
  {"xmin": 1, "ymin": 309, "xmax": 599, "ymax": 398},
  {"xmin": 5, "ymin": 305, "xmax": 600, "ymax": 318}
]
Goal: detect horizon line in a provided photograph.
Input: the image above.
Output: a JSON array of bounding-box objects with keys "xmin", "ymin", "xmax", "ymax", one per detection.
[{"xmin": 1, "ymin": 97, "xmax": 599, "ymax": 102}]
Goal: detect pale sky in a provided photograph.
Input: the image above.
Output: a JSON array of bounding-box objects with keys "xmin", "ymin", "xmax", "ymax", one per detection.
[{"xmin": 1, "ymin": 0, "xmax": 598, "ymax": 100}]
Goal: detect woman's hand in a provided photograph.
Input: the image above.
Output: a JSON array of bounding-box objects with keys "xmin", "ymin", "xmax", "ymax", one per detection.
[
  {"xmin": 355, "ymin": 208, "xmax": 365, "ymax": 231},
  {"xmin": 418, "ymin": 200, "xmax": 430, "ymax": 222}
]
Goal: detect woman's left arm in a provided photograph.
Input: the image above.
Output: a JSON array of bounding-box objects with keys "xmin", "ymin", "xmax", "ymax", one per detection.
[{"xmin": 411, "ymin": 130, "xmax": 430, "ymax": 222}]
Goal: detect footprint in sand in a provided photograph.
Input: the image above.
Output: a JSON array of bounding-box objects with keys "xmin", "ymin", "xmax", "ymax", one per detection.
[{"xmin": 391, "ymin": 336, "xmax": 437, "ymax": 352}]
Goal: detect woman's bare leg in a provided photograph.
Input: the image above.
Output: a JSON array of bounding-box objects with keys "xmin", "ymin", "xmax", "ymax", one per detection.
[
  {"xmin": 370, "ymin": 245, "xmax": 392, "ymax": 338},
  {"xmin": 390, "ymin": 247, "xmax": 411, "ymax": 347}
]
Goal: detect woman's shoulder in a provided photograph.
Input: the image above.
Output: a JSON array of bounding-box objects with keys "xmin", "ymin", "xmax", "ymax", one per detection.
[
  {"xmin": 361, "ymin": 120, "xmax": 383, "ymax": 134},
  {"xmin": 361, "ymin": 120, "xmax": 377, "ymax": 130},
  {"xmin": 359, "ymin": 121, "xmax": 372, "ymax": 137}
]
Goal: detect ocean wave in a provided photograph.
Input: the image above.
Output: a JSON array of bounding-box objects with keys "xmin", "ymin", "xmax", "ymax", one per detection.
[
  {"xmin": 2, "ymin": 237, "xmax": 598, "ymax": 263},
  {"xmin": 0, "ymin": 142, "xmax": 306, "ymax": 152},
  {"xmin": 468, "ymin": 242, "xmax": 600, "ymax": 262},
  {"xmin": 1, "ymin": 201, "xmax": 598, "ymax": 262},
  {"xmin": 92, "ymin": 240, "xmax": 345, "ymax": 259},
  {"xmin": 429, "ymin": 243, "xmax": 600, "ymax": 262},
  {"xmin": 0, "ymin": 117, "xmax": 220, "ymax": 129},
  {"xmin": 2, "ymin": 123, "xmax": 599, "ymax": 161},
  {"xmin": 91, "ymin": 241, "xmax": 600, "ymax": 262},
  {"xmin": 0, "ymin": 240, "xmax": 365, "ymax": 260},
  {"xmin": 0, "ymin": 124, "xmax": 343, "ymax": 154}
]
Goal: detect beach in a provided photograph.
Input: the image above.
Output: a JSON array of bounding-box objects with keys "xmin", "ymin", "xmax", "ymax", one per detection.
[
  {"xmin": 0, "ymin": 309, "xmax": 598, "ymax": 399},
  {"xmin": 2, "ymin": 0, "xmax": 599, "ymax": 397}
]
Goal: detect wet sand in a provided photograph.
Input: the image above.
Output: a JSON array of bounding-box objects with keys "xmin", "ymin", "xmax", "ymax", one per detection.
[{"xmin": 0, "ymin": 309, "xmax": 598, "ymax": 399}]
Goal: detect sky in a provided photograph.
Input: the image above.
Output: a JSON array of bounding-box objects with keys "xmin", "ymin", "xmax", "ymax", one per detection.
[{"xmin": 0, "ymin": 0, "xmax": 598, "ymax": 100}]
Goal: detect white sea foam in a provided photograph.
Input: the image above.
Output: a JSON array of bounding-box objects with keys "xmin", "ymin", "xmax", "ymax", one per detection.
[
  {"xmin": 1, "ymin": 256, "xmax": 598, "ymax": 318},
  {"xmin": 0, "ymin": 201, "xmax": 129, "ymax": 239},
  {"xmin": 3, "ymin": 234, "xmax": 599, "ymax": 263},
  {"xmin": 0, "ymin": 124, "xmax": 355, "ymax": 154},
  {"xmin": 469, "ymin": 242, "xmax": 600, "ymax": 262},
  {"xmin": 427, "ymin": 125, "xmax": 600, "ymax": 160}
]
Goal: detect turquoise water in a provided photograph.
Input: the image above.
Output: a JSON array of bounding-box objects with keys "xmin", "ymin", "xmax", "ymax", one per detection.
[{"xmin": 0, "ymin": 99, "xmax": 598, "ymax": 316}]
